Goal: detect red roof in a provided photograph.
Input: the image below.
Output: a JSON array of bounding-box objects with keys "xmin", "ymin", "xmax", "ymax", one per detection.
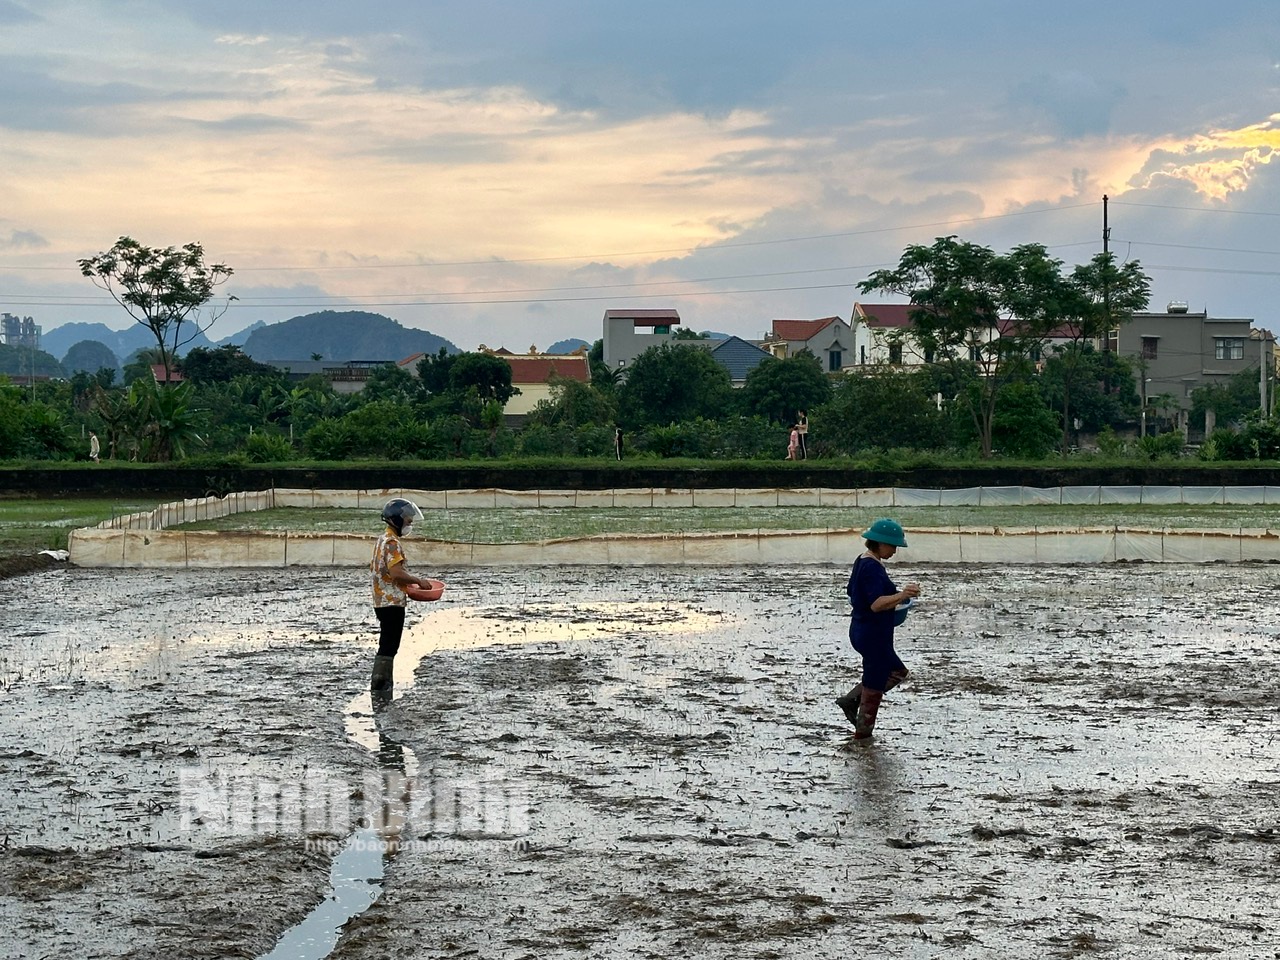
[
  {"xmin": 504, "ymin": 356, "xmax": 590, "ymax": 384},
  {"xmin": 151, "ymin": 364, "xmax": 184, "ymax": 382},
  {"xmin": 770, "ymin": 316, "xmax": 837, "ymax": 341},
  {"xmin": 852, "ymin": 303, "xmax": 917, "ymax": 328},
  {"xmin": 604, "ymin": 308, "xmax": 681, "ymax": 327}
]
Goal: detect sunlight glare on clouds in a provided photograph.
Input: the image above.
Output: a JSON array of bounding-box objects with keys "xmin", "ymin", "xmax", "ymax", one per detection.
[{"xmin": 1130, "ymin": 116, "xmax": 1280, "ymax": 200}]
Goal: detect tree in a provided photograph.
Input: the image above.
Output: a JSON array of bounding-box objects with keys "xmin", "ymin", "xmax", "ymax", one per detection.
[
  {"xmin": 815, "ymin": 369, "xmax": 946, "ymax": 454},
  {"xmin": 1040, "ymin": 345, "xmax": 1140, "ymax": 434},
  {"xmin": 129, "ymin": 379, "xmax": 203, "ymax": 461},
  {"xmin": 78, "ymin": 237, "xmax": 234, "ymax": 384},
  {"xmin": 1048, "ymin": 254, "xmax": 1151, "ymax": 451},
  {"xmin": 739, "ymin": 351, "xmax": 832, "ymax": 425},
  {"xmin": 448, "ymin": 352, "xmax": 517, "ymax": 406},
  {"xmin": 616, "ymin": 343, "xmax": 734, "ymax": 428},
  {"xmin": 180, "ymin": 344, "xmax": 277, "ymax": 384},
  {"xmin": 859, "ymin": 238, "xmax": 1079, "ymax": 458},
  {"xmin": 62, "ymin": 340, "xmax": 120, "ymax": 377},
  {"xmin": 1190, "ymin": 367, "xmax": 1267, "ymax": 431},
  {"xmin": 528, "ymin": 377, "xmax": 617, "ymax": 429}
]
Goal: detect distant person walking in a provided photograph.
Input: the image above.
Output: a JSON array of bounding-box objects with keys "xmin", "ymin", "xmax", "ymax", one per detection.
[
  {"xmin": 615, "ymin": 427, "xmax": 624, "ymax": 461},
  {"xmin": 836, "ymin": 518, "xmax": 920, "ymax": 740},
  {"xmin": 786, "ymin": 425, "xmax": 799, "ymax": 460},
  {"xmin": 89, "ymin": 432, "xmax": 100, "ymax": 463},
  {"xmin": 797, "ymin": 411, "xmax": 808, "ymax": 459}
]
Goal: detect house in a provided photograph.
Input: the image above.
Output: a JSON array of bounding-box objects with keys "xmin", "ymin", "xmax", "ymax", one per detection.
[
  {"xmin": 150, "ymin": 364, "xmax": 185, "ymax": 384},
  {"xmin": 694, "ymin": 336, "xmax": 774, "ymax": 387},
  {"xmin": 761, "ymin": 316, "xmax": 854, "ymax": 373},
  {"xmin": 481, "ymin": 347, "xmax": 592, "ymax": 421},
  {"xmin": 264, "ymin": 359, "xmax": 410, "ymax": 394},
  {"xmin": 1115, "ymin": 303, "xmax": 1275, "ymax": 434},
  {"xmin": 601, "ymin": 308, "xmax": 682, "ymax": 372}
]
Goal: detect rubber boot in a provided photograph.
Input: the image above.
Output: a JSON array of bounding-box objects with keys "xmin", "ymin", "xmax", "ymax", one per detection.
[
  {"xmin": 835, "ymin": 684, "xmax": 862, "ymax": 725},
  {"xmin": 853, "ymin": 688, "xmax": 884, "ymax": 740},
  {"xmin": 885, "ymin": 668, "xmax": 909, "ymax": 692},
  {"xmin": 370, "ymin": 655, "xmax": 395, "ymax": 695}
]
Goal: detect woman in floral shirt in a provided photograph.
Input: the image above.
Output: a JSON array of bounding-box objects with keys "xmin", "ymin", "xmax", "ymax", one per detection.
[{"xmin": 371, "ymin": 498, "xmax": 431, "ymax": 696}]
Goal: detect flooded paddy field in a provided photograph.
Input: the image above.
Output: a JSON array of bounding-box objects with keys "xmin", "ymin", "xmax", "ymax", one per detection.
[{"xmin": 1, "ymin": 563, "xmax": 1278, "ymax": 959}]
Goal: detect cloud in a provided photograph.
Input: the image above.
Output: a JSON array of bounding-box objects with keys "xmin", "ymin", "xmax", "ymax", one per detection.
[
  {"xmin": 1011, "ymin": 71, "xmax": 1126, "ymax": 138},
  {"xmin": 0, "ymin": 1, "xmax": 37, "ymax": 24},
  {"xmin": 0, "ymin": 229, "xmax": 49, "ymax": 248},
  {"xmin": 1129, "ymin": 116, "xmax": 1280, "ymax": 200}
]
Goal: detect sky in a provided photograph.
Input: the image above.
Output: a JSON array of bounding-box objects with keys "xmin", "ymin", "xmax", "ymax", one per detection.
[{"xmin": 2, "ymin": 0, "xmax": 1279, "ymax": 354}]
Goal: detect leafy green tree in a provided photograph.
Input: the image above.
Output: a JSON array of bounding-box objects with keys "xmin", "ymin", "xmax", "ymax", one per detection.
[
  {"xmin": 1040, "ymin": 345, "xmax": 1140, "ymax": 435},
  {"xmin": 62, "ymin": 340, "xmax": 120, "ymax": 377},
  {"xmin": 991, "ymin": 382, "xmax": 1059, "ymax": 458},
  {"xmin": 449, "ymin": 353, "xmax": 517, "ymax": 405},
  {"xmin": 0, "ymin": 379, "xmax": 73, "ymax": 459},
  {"xmin": 180, "ymin": 345, "xmax": 278, "ymax": 384},
  {"xmin": 616, "ymin": 343, "xmax": 734, "ymax": 428},
  {"xmin": 122, "ymin": 347, "xmax": 165, "ymax": 386},
  {"xmin": 360, "ymin": 363, "xmax": 418, "ymax": 405},
  {"xmin": 1048, "ymin": 253, "xmax": 1151, "ymax": 451},
  {"xmin": 860, "ymin": 238, "xmax": 1101, "ymax": 458},
  {"xmin": 1190, "ymin": 367, "xmax": 1267, "ymax": 431},
  {"xmin": 78, "ymin": 237, "xmax": 234, "ymax": 384},
  {"xmin": 416, "ymin": 347, "xmax": 457, "ymax": 396},
  {"xmin": 527, "ymin": 377, "xmax": 616, "ymax": 429},
  {"xmin": 739, "ymin": 351, "xmax": 832, "ymax": 425},
  {"xmin": 814, "ymin": 369, "xmax": 946, "ymax": 454}
]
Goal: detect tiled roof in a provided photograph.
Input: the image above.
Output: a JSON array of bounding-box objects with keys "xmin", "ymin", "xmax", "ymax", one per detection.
[
  {"xmin": 708, "ymin": 336, "xmax": 773, "ymax": 380},
  {"xmin": 852, "ymin": 303, "xmax": 916, "ymax": 328},
  {"xmin": 150, "ymin": 364, "xmax": 184, "ymax": 382},
  {"xmin": 770, "ymin": 317, "xmax": 837, "ymax": 341},
  {"xmin": 504, "ymin": 355, "xmax": 591, "ymax": 384}
]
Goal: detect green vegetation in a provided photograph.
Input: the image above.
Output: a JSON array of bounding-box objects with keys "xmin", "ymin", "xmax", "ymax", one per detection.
[
  {"xmin": 2, "ymin": 236, "xmax": 1275, "ymax": 467},
  {"xmin": 0, "ymin": 498, "xmax": 159, "ymax": 555},
  {"xmin": 176, "ymin": 503, "xmax": 1280, "ymax": 542}
]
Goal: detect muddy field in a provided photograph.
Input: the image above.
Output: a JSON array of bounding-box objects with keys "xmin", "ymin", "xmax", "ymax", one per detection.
[{"xmin": 1, "ymin": 563, "xmax": 1278, "ymax": 959}]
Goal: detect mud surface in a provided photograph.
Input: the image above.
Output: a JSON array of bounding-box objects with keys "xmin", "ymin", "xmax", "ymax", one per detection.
[{"xmin": 2, "ymin": 564, "xmax": 1278, "ymax": 959}]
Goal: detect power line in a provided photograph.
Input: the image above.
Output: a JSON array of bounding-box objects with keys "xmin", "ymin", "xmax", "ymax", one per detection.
[
  {"xmin": 0, "ymin": 238, "xmax": 1104, "ymax": 307},
  {"xmin": 0, "ymin": 203, "xmax": 1098, "ymax": 275},
  {"xmin": 1112, "ymin": 199, "xmax": 1280, "ymax": 218}
]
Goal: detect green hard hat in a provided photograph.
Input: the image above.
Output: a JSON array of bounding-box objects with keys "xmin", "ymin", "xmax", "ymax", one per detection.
[{"xmin": 863, "ymin": 518, "xmax": 907, "ymax": 547}]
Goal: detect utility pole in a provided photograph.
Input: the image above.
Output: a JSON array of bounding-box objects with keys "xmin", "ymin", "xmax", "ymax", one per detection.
[
  {"xmin": 1102, "ymin": 194, "xmax": 1110, "ymax": 254},
  {"xmin": 1102, "ymin": 195, "xmax": 1112, "ymax": 353},
  {"xmin": 1262, "ymin": 333, "xmax": 1268, "ymax": 418}
]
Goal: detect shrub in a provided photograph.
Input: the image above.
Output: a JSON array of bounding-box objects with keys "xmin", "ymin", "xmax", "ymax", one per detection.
[{"xmin": 243, "ymin": 431, "xmax": 295, "ymax": 463}]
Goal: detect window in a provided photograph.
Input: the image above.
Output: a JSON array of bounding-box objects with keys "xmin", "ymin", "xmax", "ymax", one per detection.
[
  {"xmin": 888, "ymin": 343, "xmax": 903, "ymax": 365},
  {"xmin": 1215, "ymin": 337, "xmax": 1244, "ymax": 360},
  {"xmin": 968, "ymin": 343, "xmax": 981, "ymax": 363},
  {"xmin": 828, "ymin": 350, "xmax": 842, "ymax": 372},
  {"xmin": 859, "ymin": 346, "xmax": 866, "ymax": 365},
  {"xmin": 923, "ymin": 347, "xmax": 935, "ymax": 364},
  {"xmin": 1141, "ymin": 337, "xmax": 1158, "ymax": 360}
]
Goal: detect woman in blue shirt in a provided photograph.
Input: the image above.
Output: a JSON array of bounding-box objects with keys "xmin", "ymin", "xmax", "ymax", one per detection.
[{"xmin": 837, "ymin": 518, "xmax": 920, "ymax": 740}]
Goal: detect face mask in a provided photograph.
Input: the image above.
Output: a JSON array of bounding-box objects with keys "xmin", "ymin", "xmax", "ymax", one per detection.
[{"xmin": 401, "ymin": 524, "xmax": 413, "ymax": 537}]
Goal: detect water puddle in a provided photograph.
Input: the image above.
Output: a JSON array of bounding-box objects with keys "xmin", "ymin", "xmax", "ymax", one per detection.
[{"xmin": 256, "ymin": 599, "xmax": 720, "ymax": 959}]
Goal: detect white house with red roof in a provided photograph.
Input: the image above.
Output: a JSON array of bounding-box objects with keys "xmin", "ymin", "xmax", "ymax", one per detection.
[
  {"xmin": 761, "ymin": 316, "xmax": 854, "ymax": 373},
  {"xmin": 852, "ymin": 302, "xmax": 1087, "ymax": 370},
  {"xmin": 479, "ymin": 346, "xmax": 592, "ymax": 419}
]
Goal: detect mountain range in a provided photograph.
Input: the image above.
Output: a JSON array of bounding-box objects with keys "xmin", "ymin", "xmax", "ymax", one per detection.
[{"xmin": 36, "ymin": 311, "xmax": 459, "ymax": 373}]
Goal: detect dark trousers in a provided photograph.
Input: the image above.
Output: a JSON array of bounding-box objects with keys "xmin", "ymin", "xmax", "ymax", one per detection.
[
  {"xmin": 850, "ymin": 633, "xmax": 906, "ymax": 691},
  {"xmin": 375, "ymin": 605, "xmax": 406, "ymax": 657}
]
